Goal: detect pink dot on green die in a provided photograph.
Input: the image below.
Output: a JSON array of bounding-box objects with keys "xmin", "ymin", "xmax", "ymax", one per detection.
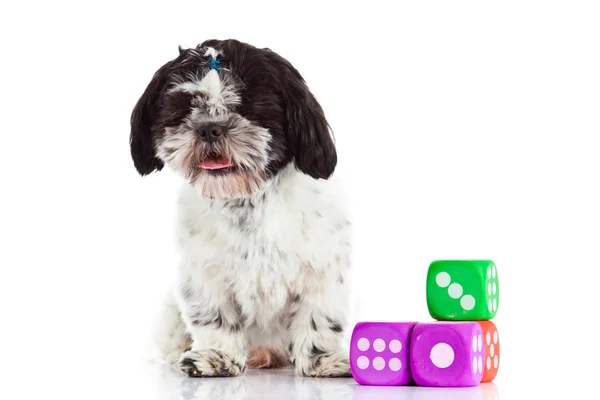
[
  {"xmin": 389, "ymin": 339, "xmax": 402, "ymax": 353},
  {"xmin": 357, "ymin": 356, "xmax": 369, "ymax": 370},
  {"xmin": 357, "ymin": 338, "xmax": 370, "ymax": 351},
  {"xmin": 373, "ymin": 357, "xmax": 385, "ymax": 370},
  {"xmin": 389, "ymin": 358, "xmax": 402, "ymax": 371}
]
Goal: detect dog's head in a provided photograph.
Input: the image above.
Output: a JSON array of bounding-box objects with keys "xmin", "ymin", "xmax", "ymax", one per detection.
[{"xmin": 130, "ymin": 39, "xmax": 336, "ymax": 199}]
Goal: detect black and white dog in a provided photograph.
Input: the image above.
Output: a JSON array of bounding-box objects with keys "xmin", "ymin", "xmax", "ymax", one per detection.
[{"xmin": 130, "ymin": 39, "xmax": 352, "ymax": 378}]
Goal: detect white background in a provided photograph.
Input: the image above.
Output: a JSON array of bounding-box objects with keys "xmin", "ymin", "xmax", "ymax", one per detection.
[{"xmin": 1, "ymin": 0, "xmax": 599, "ymax": 398}]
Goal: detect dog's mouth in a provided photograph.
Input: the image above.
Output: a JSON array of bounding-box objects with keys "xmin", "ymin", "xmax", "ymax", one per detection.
[{"xmin": 199, "ymin": 151, "xmax": 235, "ymax": 172}]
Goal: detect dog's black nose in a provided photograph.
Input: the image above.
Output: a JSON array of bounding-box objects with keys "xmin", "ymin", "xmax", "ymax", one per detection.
[{"xmin": 199, "ymin": 124, "xmax": 224, "ymax": 143}]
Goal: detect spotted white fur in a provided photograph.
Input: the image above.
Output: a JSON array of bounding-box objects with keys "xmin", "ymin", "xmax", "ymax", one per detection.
[
  {"xmin": 169, "ymin": 47, "xmax": 239, "ymax": 116},
  {"xmin": 156, "ymin": 113, "xmax": 272, "ymax": 199},
  {"xmin": 133, "ymin": 40, "xmax": 346, "ymax": 378},
  {"xmin": 203, "ymin": 46, "xmax": 221, "ymax": 59},
  {"xmin": 170, "ymin": 72, "xmax": 240, "ymax": 117},
  {"xmin": 155, "ymin": 164, "xmax": 352, "ymax": 377}
]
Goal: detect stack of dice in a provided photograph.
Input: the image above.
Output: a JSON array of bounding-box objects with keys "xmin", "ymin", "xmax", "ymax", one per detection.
[{"xmin": 350, "ymin": 260, "xmax": 500, "ymax": 387}]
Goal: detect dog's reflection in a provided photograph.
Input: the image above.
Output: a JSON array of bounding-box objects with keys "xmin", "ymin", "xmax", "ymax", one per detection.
[
  {"xmin": 163, "ymin": 367, "xmax": 354, "ymax": 400},
  {"xmin": 156, "ymin": 364, "xmax": 498, "ymax": 400}
]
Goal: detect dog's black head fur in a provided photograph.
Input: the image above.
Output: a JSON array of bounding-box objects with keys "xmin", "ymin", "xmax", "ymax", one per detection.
[{"xmin": 130, "ymin": 39, "xmax": 336, "ymax": 198}]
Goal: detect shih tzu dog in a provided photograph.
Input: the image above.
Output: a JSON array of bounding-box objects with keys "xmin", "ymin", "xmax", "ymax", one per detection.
[{"xmin": 130, "ymin": 39, "xmax": 352, "ymax": 378}]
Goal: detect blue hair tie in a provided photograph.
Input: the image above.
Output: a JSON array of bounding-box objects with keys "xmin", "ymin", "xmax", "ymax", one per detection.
[{"xmin": 209, "ymin": 56, "xmax": 222, "ymax": 71}]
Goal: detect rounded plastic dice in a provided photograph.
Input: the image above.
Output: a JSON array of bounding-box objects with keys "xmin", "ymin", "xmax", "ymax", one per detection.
[
  {"xmin": 478, "ymin": 320, "xmax": 500, "ymax": 382},
  {"xmin": 410, "ymin": 321, "xmax": 484, "ymax": 387},
  {"xmin": 350, "ymin": 321, "xmax": 418, "ymax": 386},
  {"xmin": 426, "ymin": 260, "xmax": 499, "ymax": 321}
]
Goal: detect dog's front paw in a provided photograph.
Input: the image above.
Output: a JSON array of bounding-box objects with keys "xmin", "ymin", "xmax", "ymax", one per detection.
[
  {"xmin": 178, "ymin": 349, "xmax": 245, "ymax": 378},
  {"xmin": 298, "ymin": 351, "xmax": 352, "ymax": 378}
]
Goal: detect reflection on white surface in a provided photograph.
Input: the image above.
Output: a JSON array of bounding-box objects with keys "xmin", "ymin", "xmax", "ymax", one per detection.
[
  {"xmin": 153, "ymin": 365, "xmax": 499, "ymax": 400},
  {"xmin": 352, "ymin": 382, "xmax": 499, "ymax": 400}
]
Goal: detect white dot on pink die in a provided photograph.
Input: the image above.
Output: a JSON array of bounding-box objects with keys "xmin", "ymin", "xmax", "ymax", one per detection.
[
  {"xmin": 430, "ymin": 342, "xmax": 454, "ymax": 368},
  {"xmin": 357, "ymin": 356, "xmax": 369, "ymax": 370},
  {"xmin": 357, "ymin": 338, "xmax": 370, "ymax": 351},
  {"xmin": 389, "ymin": 358, "xmax": 402, "ymax": 371},
  {"xmin": 373, "ymin": 357, "xmax": 385, "ymax": 370},
  {"xmin": 389, "ymin": 340, "xmax": 402, "ymax": 353},
  {"xmin": 373, "ymin": 339, "xmax": 386, "ymax": 352}
]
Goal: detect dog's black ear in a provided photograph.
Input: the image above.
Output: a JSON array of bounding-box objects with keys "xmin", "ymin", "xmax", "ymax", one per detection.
[
  {"xmin": 278, "ymin": 58, "xmax": 337, "ymax": 180},
  {"xmin": 130, "ymin": 59, "xmax": 175, "ymax": 175}
]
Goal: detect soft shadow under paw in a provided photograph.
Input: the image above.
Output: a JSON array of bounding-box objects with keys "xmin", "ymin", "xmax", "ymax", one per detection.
[
  {"xmin": 301, "ymin": 352, "xmax": 352, "ymax": 378},
  {"xmin": 178, "ymin": 349, "xmax": 244, "ymax": 378}
]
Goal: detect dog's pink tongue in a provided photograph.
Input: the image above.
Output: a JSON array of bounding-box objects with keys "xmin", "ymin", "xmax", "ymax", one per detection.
[{"xmin": 200, "ymin": 158, "xmax": 234, "ymax": 170}]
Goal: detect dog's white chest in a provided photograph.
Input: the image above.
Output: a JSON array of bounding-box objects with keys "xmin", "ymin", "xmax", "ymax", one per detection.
[{"xmin": 176, "ymin": 167, "xmax": 351, "ymax": 326}]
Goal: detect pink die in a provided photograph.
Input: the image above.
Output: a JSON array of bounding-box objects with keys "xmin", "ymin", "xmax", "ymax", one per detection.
[
  {"xmin": 350, "ymin": 322, "xmax": 418, "ymax": 386},
  {"xmin": 410, "ymin": 322, "xmax": 484, "ymax": 387}
]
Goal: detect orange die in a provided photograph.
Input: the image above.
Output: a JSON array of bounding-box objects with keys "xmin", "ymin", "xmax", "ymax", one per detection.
[{"xmin": 477, "ymin": 320, "xmax": 500, "ymax": 382}]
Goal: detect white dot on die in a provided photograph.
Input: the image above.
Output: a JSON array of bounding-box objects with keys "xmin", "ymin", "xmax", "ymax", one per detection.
[
  {"xmin": 478, "ymin": 335, "xmax": 483, "ymax": 352},
  {"xmin": 494, "ymin": 355, "xmax": 499, "ymax": 368},
  {"xmin": 493, "ymin": 331, "xmax": 498, "ymax": 344},
  {"xmin": 492, "ymin": 282, "xmax": 497, "ymax": 295},
  {"xmin": 487, "ymin": 356, "xmax": 491, "ymax": 370},
  {"xmin": 389, "ymin": 358, "xmax": 402, "ymax": 372},
  {"xmin": 461, "ymin": 295, "xmax": 476, "ymax": 310},
  {"xmin": 491, "ymin": 344, "xmax": 495, "ymax": 357},
  {"xmin": 472, "ymin": 356, "xmax": 477, "ymax": 374},
  {"xmin": 430, "ymin": 343, "xmax": 455, "ymax": 369},
  {"xmin": 487, "ymin": 283, "xmax": 492, "ymax": 295},
  {"xmin": 488, "ymin": 299, "xmax": 493, "ymax": 311},
  {"xmin": 487, "ymin": 266, "xmax": 491, "ymax": 279},
  {"xmin": 478, "ymin": 356, "xmax": 483, "ymax": 374},
  {"xmin": 373, "ymin": 357, "xmax": 385, "ymax": 371},
  {"xmin": 373, "ymin": 339, "xmax": 386, "ymax": 352},
  {"xmin": 492, "ymin": 266, "xmax": 497, "ymax": 279},
  {"xmin": 448, "ymin": 283, "xmax": 463, "ymax": 298},
  {"xmin": 389, "ymin": 340, "xmax": 402, "ymax": 353},
  {"xmin": 472, "ymin": 336, "xmax": 477, "ymax": 353},
  {"xmin": 357, "ymin": 356, "xmax": 369, "ymax": 370},
  {"xmin": 357, "ymin": 338, "xmax": 370, "ymax": 351},
  {"xmin": 492, "ymin": 299, "xmax": 497, "ymax": 311},
  {"xmin": 436, "ymin": 272, "xmax": 451, "ymax": 288},
  {"xmin": 486, "ymin": 332, "xmax": 491, "ymax": 345}
]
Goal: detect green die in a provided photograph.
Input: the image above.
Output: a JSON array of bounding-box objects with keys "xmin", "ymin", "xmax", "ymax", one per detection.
[{"xmin": 426, "ymin": 260, "xmax": 499, "ymax": 321}]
